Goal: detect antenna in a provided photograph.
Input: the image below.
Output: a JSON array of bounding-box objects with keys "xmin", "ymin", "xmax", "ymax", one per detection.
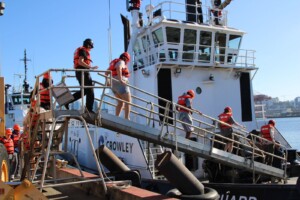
[
  {"xmin": 108, "ymin": 0, "xmax": 112, "ymax": 62},
  {"xmin": 19, "ymin": 49, "xmax": 31, "ymax": 93}
]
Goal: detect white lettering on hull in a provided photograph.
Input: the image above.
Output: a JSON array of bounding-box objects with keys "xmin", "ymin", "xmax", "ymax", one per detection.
[{"xmin": 220, "ymin": 194, "xmax": 257, "ymax": 200}]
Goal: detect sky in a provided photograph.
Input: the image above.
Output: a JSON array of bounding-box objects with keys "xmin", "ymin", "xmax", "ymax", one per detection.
[{"xmin": 0, "ymin": 0, "xmax": 299, "ymax": 101}]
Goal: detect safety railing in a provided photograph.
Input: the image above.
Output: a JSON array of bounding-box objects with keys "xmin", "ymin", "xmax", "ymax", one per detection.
[
  {"xmin": 145, "ymin": 0, "xmax": 228, "ymax": 26},
  {"xmin": 95, "ymin": 71, "xmax": 287, "ymax": 177},
  {"xmin": 134, "ymin": 42, "xmax": 256, "ymax": 69},
  {"xmin": 30, "ymin": 69, "xmax": 288, "ymax": 181}
]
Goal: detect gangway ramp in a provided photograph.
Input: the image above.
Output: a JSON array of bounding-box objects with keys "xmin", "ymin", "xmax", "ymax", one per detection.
[
  {"xmin": 51, "ymin": 68, "xmax": 287, "ymax": 181},
  {"xmin": 81, "ymin": 111, "xmax": 286, "ymax": 180}
]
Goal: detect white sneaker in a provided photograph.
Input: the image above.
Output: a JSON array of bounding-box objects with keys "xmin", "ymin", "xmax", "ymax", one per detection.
[{"xmin": 11, "ymin": 175, "xmax": 14, "ymax": 180}]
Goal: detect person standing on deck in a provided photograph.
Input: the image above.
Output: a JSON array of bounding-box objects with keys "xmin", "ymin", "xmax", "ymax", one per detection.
[
  {"xmin": 30, "ymin": 72, "xmax": 53, "ymax": 110},
  {"xmin": 260, "ymin": 119, "xmax": 276, "ymax": 165},
  {"xmin": 106, "ymin": 52, "xmax": 131, "ymax": 120},
  {"xmin": 218, "ymin": 106, "xmax": 244, "ymax": 153},
  {"xmin": 177, "ymin": 90, "xmax": 195, "ymax": 139},
  {"xmin": 39, "ymin": 72, "xmax": 52, "ymax": 110},
  {"xmin": 11, "ymin": 124, "xmax": 21, "ymax": 153},
  {"xmin": 0, "ymin": 129, "xmax": 17, "ymax": 179},
  {"xmin": 66, "ymin": 38, "xmax": 98, "ymax": 113}
]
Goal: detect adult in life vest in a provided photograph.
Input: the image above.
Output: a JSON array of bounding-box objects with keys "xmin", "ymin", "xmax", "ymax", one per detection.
[
  {"xmin": 39, "ymin": 72, "xmax": 53, "ymax": 110},
  {"xmin": 11, "ymin": 124, "xmax": 22, "ymax": 177},
  {"xmin": 11, "ymin": 124, "xmax": 21, "ymax": 153},
  {"xmin": 106, "ymin": 52, "xmax": 131, "ymax": 120},
  {"xmin": 177, "ymin": 90, "xmax": 195, "ymax": 139},
  {"xmin": 30, "ymin": 72, "xmax": 53, "ymax": 110},
  {"xmin": 260, "ymin": 119, "xmax": 276, "ymax": 165},
  {"xmin": 0, "ymin": 129, "xmax": 17, "ymax": 180},
  {"xmin": 66, "ymin": 38, "xmax": 98, "ymax": 113},
  {"xmin": 218, "ymin": 106, "xmax": 244, "ymax": 153}
]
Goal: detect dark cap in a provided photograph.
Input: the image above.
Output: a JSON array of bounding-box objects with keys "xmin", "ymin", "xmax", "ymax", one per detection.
[{"xmin": 83, "ymin": 38, "xmax": 94, "ymax": 48}]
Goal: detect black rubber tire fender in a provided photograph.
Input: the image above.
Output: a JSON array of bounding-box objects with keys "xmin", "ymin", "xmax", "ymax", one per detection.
[{"xmin": 166, "ymin": 187, "xmax": 219, "ymax": 200}]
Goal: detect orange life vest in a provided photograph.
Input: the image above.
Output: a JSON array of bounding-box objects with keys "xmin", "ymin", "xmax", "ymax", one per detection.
[
  {"xmin": 177, "ymin": 94, "xmax": 192, "ymax": 112},
  {"xmin": 40, "ymin": 83, "xmax": 50, "ymax": 104},
  {"xmin": 2, "ymin": 137, "xmax": 14, "ymax": 154},
  {"xmin": 12, "ymin": 131, "xmax": 21, "ymax": 148},
  {"xmin": 108, "ymin": 58, "xmax": 130, "ymax": 77},
  {"xmin": 218, "ymin": 113, "xmax": 233, "ymax": 129},
  {"xmin": 130, "ymin": 0, "xmax": 141, "ymax": 9},
  {"xmin": 73, "ymin": 47, "xmax": 91, "ymax": 68},
  {"xmin": 261, "ymin": 124, "xmax": 273, "ymax": 142}
]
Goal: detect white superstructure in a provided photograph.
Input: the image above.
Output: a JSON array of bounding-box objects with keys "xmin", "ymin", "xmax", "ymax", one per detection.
[{"xmin": 67, "ymin": 0, "xmax": 260, "ymax": 179}]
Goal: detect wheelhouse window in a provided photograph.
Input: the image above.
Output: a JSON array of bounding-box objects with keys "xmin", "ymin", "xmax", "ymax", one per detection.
[
  {"xmin": 183, "ymin": 29, "xmax": 197, "ymax": 62},
  {"xmin": 215, "ymin": 33, "xmax": 226, "ymax": 63},
  {"xmin": 137, "ymin": 58, "xmax": 144, "ymax": 69},
  {"xmin": 229, "ymin": 35, "xmax": 241, "ymax": 49},
  {"xmin": 228, "ymin": 34, "xmax": 242, "ymax": 64},
  {"xmin": 152, "ymin": 28, "xmax": 164, "ymax": 47},
  {"xmin": 166, "ymin": 27, "xmax": 180, "ymax": 43},
  {"xmin": 166, "ymin": 27, "xmax": 181, "ymax": 60},
  {"xmin": 133, "ymin": 40, "xmax": 142, "ymax": 56},
  {"xmin": 141, "ymin": 35, "xmax": 151, "ymax": 53},
  {"xmin": 152, "ymin": 28, "xmax": 166, "ymax": 62},
  {"xmin": 12, "ymin": 94, "xmax": 30, "ymax": 105},
  {"xmin": 199, "ymin": 31, "xmax": 212, "ymax": 62}
]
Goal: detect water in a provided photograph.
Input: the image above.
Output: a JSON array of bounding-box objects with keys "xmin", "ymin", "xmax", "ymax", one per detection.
[{"xmin": 274, "ymin": 117, "xmax": 300, "ymax": 150}]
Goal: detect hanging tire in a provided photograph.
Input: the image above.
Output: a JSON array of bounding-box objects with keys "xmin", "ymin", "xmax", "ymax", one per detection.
[
  {"xmin": 166, "ymin": 187, "xmax": 219, "ymax": 200},
  {"xmin": 0, "ymin": 143, "xmax": 9, "ymax": 182}
]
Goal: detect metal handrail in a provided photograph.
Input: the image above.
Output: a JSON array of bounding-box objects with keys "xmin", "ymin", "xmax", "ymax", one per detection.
[
  {"xmin": 135, "ymin": 42, "xmax": 256, "ymax": 69},
  {"xmin": 146, "ymin": 1, "xmax": 228, "ymax": 26}
]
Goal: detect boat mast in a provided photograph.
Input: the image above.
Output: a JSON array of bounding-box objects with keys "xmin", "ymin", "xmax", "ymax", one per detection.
[
  {"xmin": 19, "ymin": 49, "xmax": 31, "ymax": 93},
  {"xmin": 108, "ymin": 0, "xmax": 112, "ymax": 62}
]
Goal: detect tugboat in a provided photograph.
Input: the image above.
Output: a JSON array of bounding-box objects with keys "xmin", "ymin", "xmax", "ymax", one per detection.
[
  {"xmin": 64, "ymin": 0, "xmax": 300, "ymax": 199},
  {"xmin": 5, "ymin": 50, "xmax": 31, "ymax": 128},
  {"xmin": 1, "ymin": 1, "xmax": 299, "ymax": 199}
]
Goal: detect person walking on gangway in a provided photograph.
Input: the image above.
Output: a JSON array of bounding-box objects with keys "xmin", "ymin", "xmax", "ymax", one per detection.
[
  {"xmin": 106, "ymin": 52, "xmax": 131, "ymax": 120},
  {"xmin": 218, "ymin": 106, "xmax": 244, "ymax": 153},
  {"xmin": 66, "ymin": 38, "xmax": 98, "ymax": 113},
  {"xmin": 177, "ymin": 89, "xmax": 196, "ymax": 139},
  {"xmin": 260, "ymin": 119, "xmax": 276, "ymax": 165}
]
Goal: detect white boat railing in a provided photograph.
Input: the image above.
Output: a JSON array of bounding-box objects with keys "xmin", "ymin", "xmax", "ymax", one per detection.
[
  {"xmin": 146, "ymin": 1, "xmax": 228, "ymax": 26},
  {"xmin": 255, "ymin": 104, "xmax": 266, "ymax": 119},
  {"xmin": 30, "ymin": 69, "xmax": 288, "ymax": 182},
  {"xmin": 134, "ymin": 43, "xmax": 256, "ymax": 69}
]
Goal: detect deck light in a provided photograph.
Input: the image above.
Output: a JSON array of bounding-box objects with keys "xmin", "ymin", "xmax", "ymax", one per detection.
[
  {"xmin": 174, "ymin": 68, "xmax": 181, "ymax": 77},
  {"xmin": 141, "ymin": 69, "xmax": 150, "ymax": 77}
]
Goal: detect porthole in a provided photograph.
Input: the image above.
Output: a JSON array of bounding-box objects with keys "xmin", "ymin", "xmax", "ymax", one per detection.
[{"xmin": 196, "ymin": 87, "xmax": 202, "ymax": 94}]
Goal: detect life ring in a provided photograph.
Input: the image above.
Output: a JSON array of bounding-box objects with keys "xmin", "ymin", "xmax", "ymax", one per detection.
[{"xmin": 166, "ymin": 187, "xmax": 219, "ymax": 200}]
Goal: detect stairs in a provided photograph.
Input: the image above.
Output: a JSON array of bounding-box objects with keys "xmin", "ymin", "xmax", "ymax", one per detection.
[
  {"xmin": 142, "ymin": 143, "xmax": 165, "ymax": 179},
  {"xmin": 20, "ymin": 111, "xmax": 66, "ymax": 181}
]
